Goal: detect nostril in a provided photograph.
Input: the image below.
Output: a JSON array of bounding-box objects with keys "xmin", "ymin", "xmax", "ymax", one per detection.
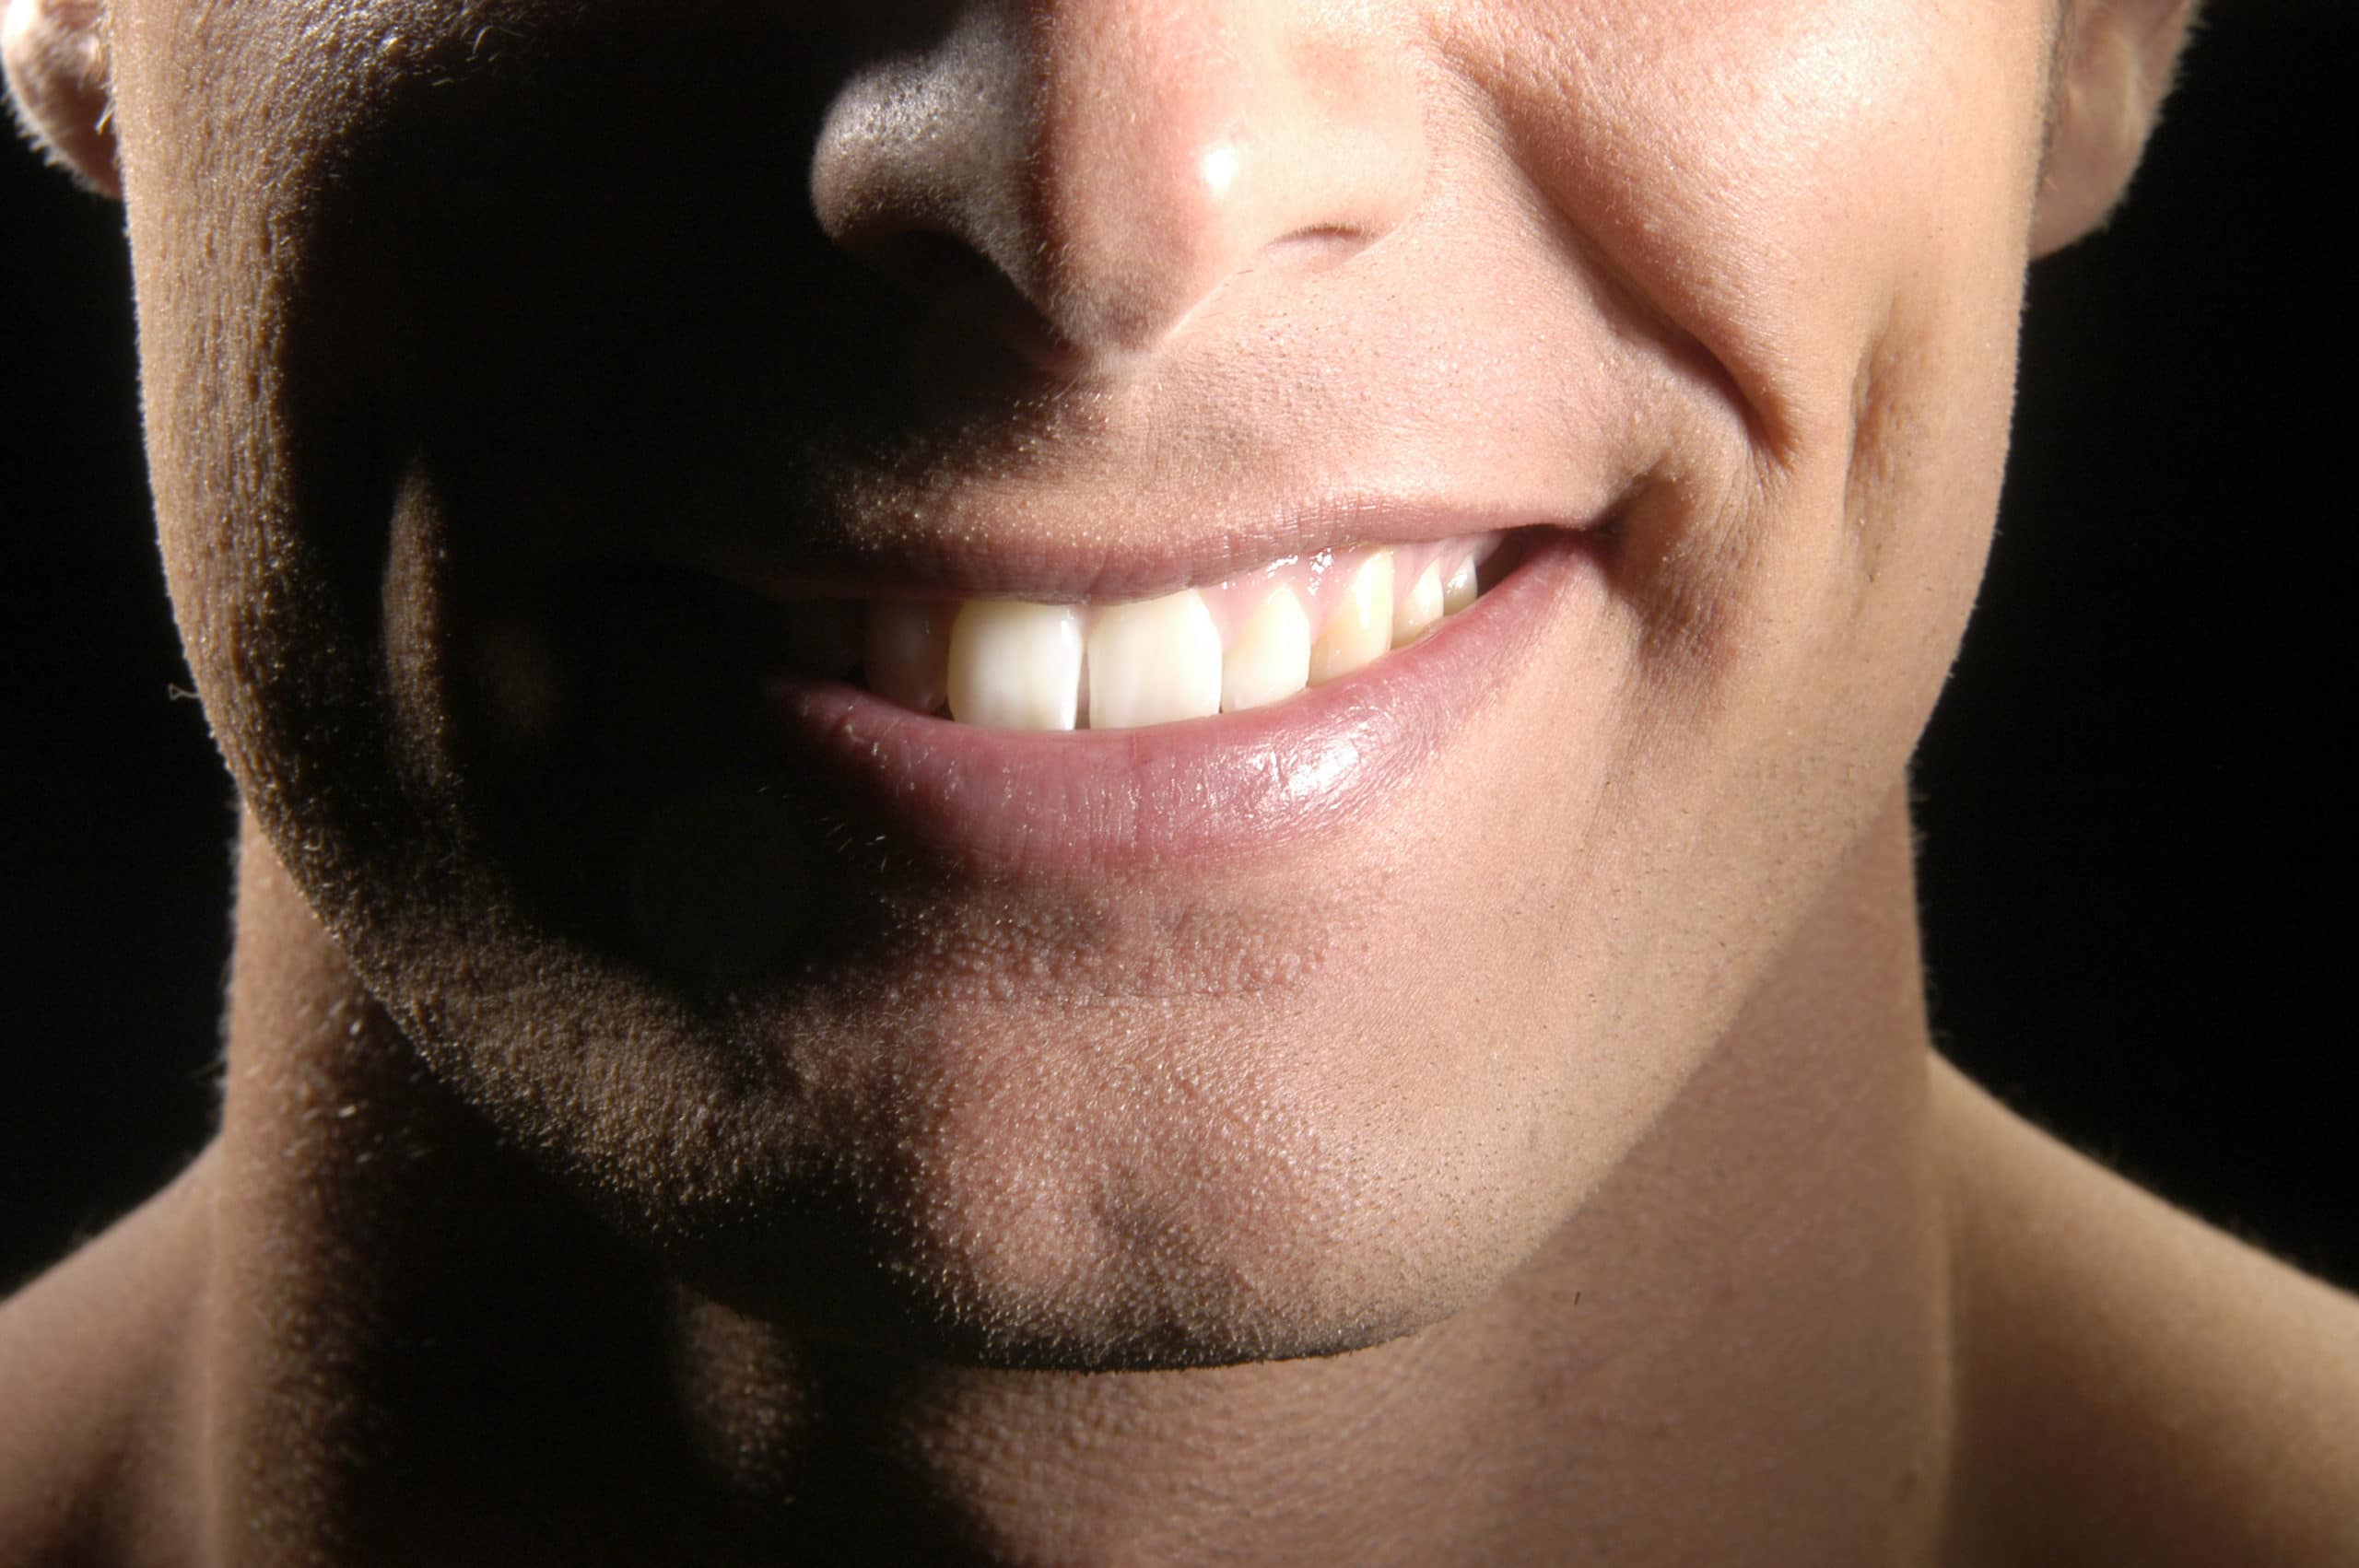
[
  {"xmin": 1262, "ymin": 224, "xmax": 1378, "ymax": 270},
  {"xmin": 849, "ymin": 228, "xmax": 1091, "ymax": 372},
  {"xmin": 859, "ymin": 229, "xmax": 1010, "ymax": 310}
]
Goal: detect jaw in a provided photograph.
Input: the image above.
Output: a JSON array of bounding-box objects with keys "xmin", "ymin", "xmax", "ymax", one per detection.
[{"xmin": 194, "ymin": 801, "xmax": 1953, "ymax": 1568}]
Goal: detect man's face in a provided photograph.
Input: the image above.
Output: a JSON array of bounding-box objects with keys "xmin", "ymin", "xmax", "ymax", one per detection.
[{"xmin": 105, "ymin": 0, "xmax": 2046, "ymax": 1362}]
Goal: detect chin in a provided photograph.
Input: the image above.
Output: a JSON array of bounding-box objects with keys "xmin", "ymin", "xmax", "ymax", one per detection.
[
  {"xmin": 640, "ymin": 1123, "xmax": 1533, "ymax": 1373},
  {"xmin": 315, "ymin": 841, "xmax": 1579, "ymax": 1371}
]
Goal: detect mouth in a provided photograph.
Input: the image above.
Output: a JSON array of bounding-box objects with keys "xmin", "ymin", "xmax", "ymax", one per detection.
[
  {"xmin": 738, "ymin": 521, "xmax": 1609, "ymax": 879},
  {"xmin": 469, "ymin": 505, "xmax": 1614, "ymax": 895}
]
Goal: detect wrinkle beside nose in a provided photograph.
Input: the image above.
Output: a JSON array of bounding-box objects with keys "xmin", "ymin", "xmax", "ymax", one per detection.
[{"xmin": 808, "ymin": 0, "xmax": 1426, "ymax": 370}]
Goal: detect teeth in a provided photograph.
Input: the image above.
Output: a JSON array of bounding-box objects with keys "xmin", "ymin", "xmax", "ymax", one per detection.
[
  {"xmin": 1086, "ymin": 590, "xmax": 1224, "ymax": 730},
  {"xmin": 1392, "ymin": 563, "xmax": 1444, "ymax": 648},
  {"xmin": 1309, "ymin": 550, "xmax": 1393, "ymax": 686},
  {"xmin": 1222, "ymin": 586, "xmax": 1311, "ymax": 713},
  {"xmin": 780, "ymin": 599, "xmax": 865, "ymax": 679},
  {"xmin": 946, "ymin": 601, "xmax": 1084, "ymax": 731},
  {"xmin": 1442, "ymin": 555, "xmax": 1479, "ymax": 615},
  {"xmin": 863, "ymin": 599, "xmax": 956, "ymax": 713},
  {"xmin": 853, "ymin": 537, "xmax": 1501, "ymax": 727}
]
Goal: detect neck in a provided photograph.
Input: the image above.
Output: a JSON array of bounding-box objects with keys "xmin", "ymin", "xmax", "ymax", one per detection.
[{"xmin": 187, "ymin": 794, "xmax": 1957, "ymax": 1565}]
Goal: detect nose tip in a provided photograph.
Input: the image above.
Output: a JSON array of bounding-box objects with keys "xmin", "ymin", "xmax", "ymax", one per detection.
[{"xmin": 809, "ymin": 0, "xmax": 1426, "ymax": 372}]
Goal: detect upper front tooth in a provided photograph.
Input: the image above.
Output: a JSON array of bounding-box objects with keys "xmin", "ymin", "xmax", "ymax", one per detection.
[
  {"xmin": 1087, "ymin": 590, "xmax": 1223, "ymax": 730},
  {"xmin": 864, "ymin": 599, "xmax": 957, "ymax": 714},
  {"xmin": 1222, "ymin": 585, "xmax": 1311, "ymax": 713},
  {"xmin": 1442, "ymin": 555, "xmax": 1479, "ymax": 614},
  {"xmin": 1309, "ymin": 550, "xmax": 1394, "ymax": 685},
  {"xmin": 1393, "ymin": 563, "xmax": 1444, "ymax": 647},
  {"xmin": 946, "ymin": 601, "xmax": 1083, "ymax": 731},
  {"xmin": 782, "ymin": 600, "xmax": 865, "ymax": 679}
]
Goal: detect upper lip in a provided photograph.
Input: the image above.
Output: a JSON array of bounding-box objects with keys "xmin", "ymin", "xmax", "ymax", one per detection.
[
  {"xmin": 451, "ymin": 327, "xmax": 1659, "ymax": 604},
  {"xmin": 692, "ymin": 489, "xmax": 1621, "ymax": 607}
]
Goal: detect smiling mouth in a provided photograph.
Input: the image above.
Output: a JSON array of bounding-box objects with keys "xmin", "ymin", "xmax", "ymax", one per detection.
[
  {"xmin": 462, "ymin": 519, "xmax": 1598, "ymax": 885},
  {"xmin": 747, "ymin": 522, "xmax": 1592, "ymax": 878},
  {"xmin": 762, "ymin": 530, "xmax": 1522, "ymax": 731}
]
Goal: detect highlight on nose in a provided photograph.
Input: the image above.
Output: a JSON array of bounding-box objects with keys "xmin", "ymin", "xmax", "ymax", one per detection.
[{"xmin": 806, "ymin": 0, "xmax": 1427, "ymax": 372}]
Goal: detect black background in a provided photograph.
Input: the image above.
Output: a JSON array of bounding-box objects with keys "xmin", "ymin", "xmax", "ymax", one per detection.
[{"xmin": 4, "ymin": 2, "xmax": 2351, "ymax": 1292}]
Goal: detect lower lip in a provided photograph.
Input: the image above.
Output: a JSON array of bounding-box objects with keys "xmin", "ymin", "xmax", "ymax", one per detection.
[{"xmin": 760, "ymin": 529, "xmax": 1604, "ymax": 881}]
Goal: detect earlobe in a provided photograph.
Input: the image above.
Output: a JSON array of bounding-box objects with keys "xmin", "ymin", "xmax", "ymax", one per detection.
[
  {"xmin": 2030, "ymin": 0, "xmax": 2199, "ymax": 257},
  {"xmin": 3, "ymin": 0, "xmax": 118, "ymax": 198}
]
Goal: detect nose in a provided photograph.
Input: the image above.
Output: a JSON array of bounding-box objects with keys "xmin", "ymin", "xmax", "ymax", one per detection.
[{"xmin": 809, "ymin": 0, "xmax": 1427, "ymax": 372}]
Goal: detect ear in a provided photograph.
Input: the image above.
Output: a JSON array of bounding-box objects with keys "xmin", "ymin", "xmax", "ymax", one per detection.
[
  {"xmin": 2031, "ymin": 0, "xmax": 2199, "ymax": 257},
  {"xmin": 3, "ymin": 0, "xmax": 118, "ymax": 198}
]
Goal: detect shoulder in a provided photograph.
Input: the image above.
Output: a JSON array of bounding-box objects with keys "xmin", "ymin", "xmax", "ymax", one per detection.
[
  {"xmin": 1931, "ymin": 1057, "xmax": 2359, "ymax": 1567},
  {"xmin": 0, "ymin": 1151, "xmax": 216, "ymax": 1568}
]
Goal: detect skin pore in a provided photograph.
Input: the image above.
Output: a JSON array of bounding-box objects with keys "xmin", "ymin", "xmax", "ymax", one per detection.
[{"xmin": 4, "ymin": 0, "xmax": 2356, "ymax": 1563}]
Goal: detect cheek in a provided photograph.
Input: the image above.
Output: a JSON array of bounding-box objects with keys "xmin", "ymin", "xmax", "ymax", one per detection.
[
  {"xmin": 1448, "ymin": 0, "xmax": 2044, "ymax": 761},
  {"xmin": 1388, "ymin": 0, "xmax": 2047, "ymax": 1103},
  {"xmin": 1456, "ymin": 0, "xmax": 2048, "ymax": 443}
]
